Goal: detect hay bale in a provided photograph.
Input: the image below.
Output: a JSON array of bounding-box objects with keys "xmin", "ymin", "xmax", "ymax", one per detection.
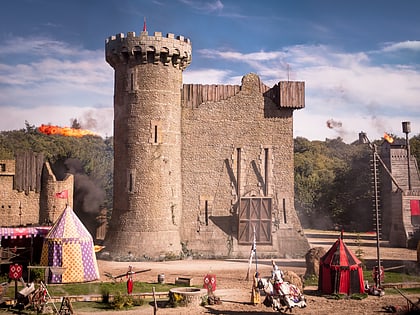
[
  {"xmin": 283, "ymin": 270, "xmax": 303, "ymax": 292},
  {"xmin": 304, "ymin": 247, "xmax": 326, "ymax": 279}
]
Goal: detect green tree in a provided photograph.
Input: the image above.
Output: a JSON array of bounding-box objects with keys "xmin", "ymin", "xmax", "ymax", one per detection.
[
  {"xmin": 410, "ymin": 134, "xmax": 420, "ymax": 168},
  {"xmin": 294, "ymin": 137, "xmax": 372, "ymax": 231}
]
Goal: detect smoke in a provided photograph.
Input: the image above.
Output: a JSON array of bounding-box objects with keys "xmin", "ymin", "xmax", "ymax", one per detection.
[
  {"xmin": 77, "ymin": 108, "xmax": 113, "ymax": 137},
  {"xmin": 52, "ymin": 158, "xmax": 105, "ymax": 236},
  {"xmin": 326, "ymin": 118, "xmax": 342, "ymax": 129},
  {"xmin": 326, "ymin": 118, "xmax": 356, "ymax": 141},
  {"xmin": 367, "ymin": 102, "xmax": 394, "ymax": 136}
]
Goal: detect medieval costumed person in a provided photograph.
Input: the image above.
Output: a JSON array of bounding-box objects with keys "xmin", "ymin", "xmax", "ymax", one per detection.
[
  {"xmin": 251, "ymin": 271, "xmax": 261, "ymax": 305},
  {"xmin": 271, "ymin": 260, "xmax": 284, "ymax": 295},
  {"xmin": 271, "ymin": 260, "xmax": 284, "ymax": 282},
  {"xmin": 126, "ymin": 265, "xmax": 135, "ymax": 294}
]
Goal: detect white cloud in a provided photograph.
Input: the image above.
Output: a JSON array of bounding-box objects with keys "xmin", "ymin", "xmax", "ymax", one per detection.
[
  {"xmin": 183, "ymin": 68, "xmax": 235, "ymax": 84},
  {"xmin": 179, "ymin": 0, "xmax": 223, "ymax": 12},
  {"xmin": 0, "ymin": 37, "xmax": 113, "ymax": 109},
  {"xmin": 382, "ymin": 40, "xmax": 420, "ymax": 52},
  {"xmin": 194, "ymin": 42, "xmax": 420, "ymax": 142},
  {"xmin": 294, "ymin": 109, "xmax": 420, "ymax": 143},
  {"xmin": 0, "ymin": 36, "xmax": 99, "ymax": 58},
  {"xmin": 1, "ymin": 35, "xmax": 419, "ymax": 142},
  {"xmin": 198, "ymin": 49, "xmax": 285, "ymax": 62},
  {"xmin": 0, "ymin": 36, "xmax": 114, "ymax": 136}
]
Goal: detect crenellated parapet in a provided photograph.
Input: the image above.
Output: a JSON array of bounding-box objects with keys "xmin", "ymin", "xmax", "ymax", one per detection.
[{"xmin": 105, "ymin": 31, "xmax": 192, "ymax": 70}]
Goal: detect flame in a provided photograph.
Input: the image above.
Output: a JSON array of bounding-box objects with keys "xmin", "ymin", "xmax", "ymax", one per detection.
[
  {"xmin": 94, "ymin": 245, "xmax": 105, "ymax": 253},
  {"xmin": 38, "ymin": 124, "xmax": 97, "ymax": 138},
  {"xmin": 384, "ymin": 133, "xmax": 394, "ymax": 144}
]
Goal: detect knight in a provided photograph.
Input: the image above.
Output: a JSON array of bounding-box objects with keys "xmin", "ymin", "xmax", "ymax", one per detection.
[{"xmin": 271, "ymin": 260, "xmax": 284, "ymax": 283}]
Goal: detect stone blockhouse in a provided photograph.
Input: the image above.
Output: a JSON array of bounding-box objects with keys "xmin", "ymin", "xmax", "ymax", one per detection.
[
  {"xmin": 380, "ymin": 141, "xmax": 420, "ymax": 247},
  {"xmin": 0, "ymin": 152, "xmax": 73, "ymax": 228},
  {"xmin": 104, "ymin": 28, "xmax": 310, "ymax": 260}
]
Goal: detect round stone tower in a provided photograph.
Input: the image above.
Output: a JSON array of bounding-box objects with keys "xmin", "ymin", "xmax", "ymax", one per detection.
[{"xmin": 104, "ymin": 29, "xmax": 192, "ymax": 260}]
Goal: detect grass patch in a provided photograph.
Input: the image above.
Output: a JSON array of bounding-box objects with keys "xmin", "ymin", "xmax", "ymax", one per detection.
[
  {"xmin": 304, "ymin": 274, "xmax": 319, "ymax": 286},
  {"xmin": 385, "ymin": 287, "xmax": 420, "ymax": 295},
  {"xmin": 362, "ymin": 270, "xmax": 420, "ymax": 286},
  {"xmin": 70, "ymin": 301, "xmax": 113, "ymax": 311},
  {"xmin": 1, "ymin": 281, "xmax": 184, "ymax": 313},
  {"xmin": 4, "ymin": 281, "xmax": 180, "ymax": 299}
]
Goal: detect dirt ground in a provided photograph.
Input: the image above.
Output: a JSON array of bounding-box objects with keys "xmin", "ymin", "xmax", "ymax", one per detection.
[{"xmin": 76, "ymin": 230, "xmax": 420, "ymax": 315}]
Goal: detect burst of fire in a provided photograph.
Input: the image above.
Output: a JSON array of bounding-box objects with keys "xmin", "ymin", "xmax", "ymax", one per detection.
[
  {"xmin": 384, "ymin": 132, "xmax": 394, "ymax": 144},
  {"xmin": 38, "ymin": 124, "xmax": 97, "ymax": 138}
]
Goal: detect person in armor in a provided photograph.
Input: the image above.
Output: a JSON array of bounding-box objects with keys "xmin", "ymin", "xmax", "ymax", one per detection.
[{"xmin": 271, "ymin": 260, "xmax": 284, "ymax": 283}]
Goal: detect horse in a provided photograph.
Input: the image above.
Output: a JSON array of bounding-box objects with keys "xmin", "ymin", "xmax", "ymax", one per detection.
[{"xmin": 257, "ymin": 277, "xmax": 306, "ymax": 312}]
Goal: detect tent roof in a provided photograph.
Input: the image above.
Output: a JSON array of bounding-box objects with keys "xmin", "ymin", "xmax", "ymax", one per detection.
[
  {"xmin": 0, "ymin": 226, "xmax": 50, "ymax": 239},
  {"xmin": 320, "ymin": 237, "xmax": 362, "ymax": 269},
  {"xmin": 45, "ymin": 206, "xmax": 92, "ymax": 242}
]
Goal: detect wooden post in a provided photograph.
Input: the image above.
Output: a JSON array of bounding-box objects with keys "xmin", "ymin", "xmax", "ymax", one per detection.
[{"xmin": 152, "ymin": 287, "xmax": 157, "ymax": 315}]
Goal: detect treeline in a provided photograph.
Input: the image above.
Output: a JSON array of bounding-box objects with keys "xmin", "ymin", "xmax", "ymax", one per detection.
[
  {"xmin": 1, "ymin": 122, "xmax": 420, "ymax": 232},
  {"xmin": 295, "ymin": 134, "xmax": 420, "ymax": 231}
]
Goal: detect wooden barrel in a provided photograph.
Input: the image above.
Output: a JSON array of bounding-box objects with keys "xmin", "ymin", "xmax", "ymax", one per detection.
[{"xmin": 158, "ymin": 274, "xmax": 165, "ymax": 284}]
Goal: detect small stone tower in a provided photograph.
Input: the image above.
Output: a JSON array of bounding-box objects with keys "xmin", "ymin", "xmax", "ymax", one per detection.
[{"xmin": 105, "ymin": 30, "xmax": 192, "ymax": 259}]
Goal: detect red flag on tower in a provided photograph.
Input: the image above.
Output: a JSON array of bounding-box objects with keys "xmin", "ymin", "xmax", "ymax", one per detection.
[
  {"xmin": 55, "ymin": 190, "xmax": 68, "ymax": 199},
  {"xmin": 143, "ymin": 17, "xmax": 147, "ymax": 32}
]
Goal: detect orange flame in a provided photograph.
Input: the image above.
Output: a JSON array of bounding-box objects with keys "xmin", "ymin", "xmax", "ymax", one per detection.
[
  {"xmin": 38, "ymin": 124, "xmax": 97, "ymax": 138},
  {"xmin": 384, "ymin": 133, "xmax": 394, "ymax": 144}
]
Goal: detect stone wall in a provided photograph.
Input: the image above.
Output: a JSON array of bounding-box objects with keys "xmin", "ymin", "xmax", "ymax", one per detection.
[
  {"xmin": 0, "ymin": 159, "xmax": 40, "ymax": 226},
  {"xmin": 180, "ymin": 73, "xmax": 309, "ymax": 258},
  {"xmin": 40, "ymin": 161, "xmax": 74, "ymax": 224},
  {"xmin": 0, "ymin": 158, "xmax": 74, "ymax": 227},
  {"xmin": 381, "ymin": 142, "xmax": 420, "ymax": 246}
]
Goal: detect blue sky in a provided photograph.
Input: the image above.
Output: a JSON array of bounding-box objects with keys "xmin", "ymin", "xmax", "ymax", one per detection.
[{"xmin": 0, "ymin": 0, "xmax": 419, "ymax": 142}]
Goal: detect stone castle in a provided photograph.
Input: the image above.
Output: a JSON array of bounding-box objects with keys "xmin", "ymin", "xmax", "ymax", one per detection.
[
  {"xmin": 0, "ymin": 152, "xmax": 73, "ymax": 227},
  {"xmin": 103, "ymin": 28, "xmax": 310, "ymax": 260},
  {"xmin": 2, "ymin": 28, "xmax": 419, "ymax": 261}
]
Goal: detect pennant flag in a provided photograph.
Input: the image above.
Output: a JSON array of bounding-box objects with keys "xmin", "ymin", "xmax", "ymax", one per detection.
[
  {"xmin": 250, "ymin": 231, "xmax": 256, "ymax": 259},
  {"xmin": 246, "ymin": 227, "xmax": 257, "ymax": 280},
  {"xmin": 143, "ymin": 17, "xmax": 147, "ymax": 32},
  {"xmin": 55, "ymin": 190, "xmax": 69, "ymax": 199}
]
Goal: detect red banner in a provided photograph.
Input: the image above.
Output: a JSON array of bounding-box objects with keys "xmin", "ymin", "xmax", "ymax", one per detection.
[
  {"xmin": 9, "ymin": 264, "xmax": 23, "ymax": 280},
  {"xmin": 203, "ymin": 274, "xmax": 217, "ymax": 292},
  {"xmin": 55, "ymin": 190, "xmax": 69, "ymax": 199},
  {"xmin": 411, "ymin": 200, "xmax": 420, "ymax": 216}
]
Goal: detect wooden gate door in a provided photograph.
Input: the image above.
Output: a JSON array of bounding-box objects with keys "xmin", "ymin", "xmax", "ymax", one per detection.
[{"xmin": 238, "ymin": 197, "xmax": 272, "ymax": 244}]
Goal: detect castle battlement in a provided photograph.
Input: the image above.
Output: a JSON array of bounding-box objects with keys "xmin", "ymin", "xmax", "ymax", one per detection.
[{"xmin": 105, "ymin": 31, "xmax": 192, "ymax": 70}]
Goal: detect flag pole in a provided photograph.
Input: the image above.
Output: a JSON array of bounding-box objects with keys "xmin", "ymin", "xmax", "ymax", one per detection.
[
  {"xmin": 246, "ymin": 249, "xmax": 253, "ymax": 281},
  {"xmin": 253, "ymin": 227, "xmax": 258, "ymax": 273},
  {"xmin": 245, "ymin": 226, "xmax": 257, "ymax": 280}
]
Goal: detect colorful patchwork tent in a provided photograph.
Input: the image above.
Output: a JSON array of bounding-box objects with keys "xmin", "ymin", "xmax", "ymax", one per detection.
[
  {"xmin": 40, "ymin": 206, "xmax": 99, "ymax": 283},
  {"xmin": 318, "ymin": 235, "xmax": 365, "ymax": 295}
]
